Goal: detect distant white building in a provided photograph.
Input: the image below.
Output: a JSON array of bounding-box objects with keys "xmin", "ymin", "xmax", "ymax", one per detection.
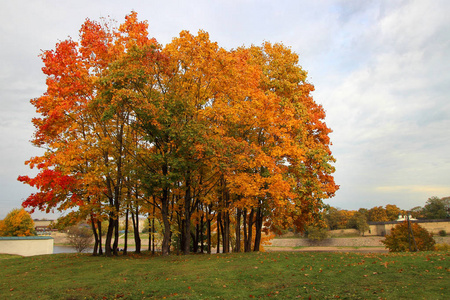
[{"xmin": 396, "ymin": 214, "xmax": 417, "ymax": 221}]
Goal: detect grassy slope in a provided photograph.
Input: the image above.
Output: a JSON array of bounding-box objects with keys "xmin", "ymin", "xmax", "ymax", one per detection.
[{"xmin": 0, "ymin": 251, "xmax": 448, "ymax": 299}]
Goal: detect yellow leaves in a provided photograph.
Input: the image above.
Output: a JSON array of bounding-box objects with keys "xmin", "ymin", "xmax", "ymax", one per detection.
[{"xmin": 0, "ymin": 208, "xmax": 35, "ymax": 237}]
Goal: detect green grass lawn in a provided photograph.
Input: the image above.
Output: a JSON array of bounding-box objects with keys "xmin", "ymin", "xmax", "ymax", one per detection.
[{"xmin": 0, "ymin": 251, "xmax": 448, "ymax": 299}]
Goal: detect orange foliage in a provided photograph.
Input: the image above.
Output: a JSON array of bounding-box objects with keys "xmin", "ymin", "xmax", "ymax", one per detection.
[
  {"xmin": 0, "ymin": 208, "xmax": 35, "ymax": 237},
  {"xmin": 18, "ymin": 12, "xmax": 338, "ymax": 254},
  {"xmin": 369, "ymin": 206, "xmax": 389, "ymax": 222}
]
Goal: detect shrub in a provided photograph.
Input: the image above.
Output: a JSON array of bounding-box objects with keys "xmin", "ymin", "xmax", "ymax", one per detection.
[
  {"xmin": 434, "ymin": 243, "xmax": 450, "ymax": 251},
  {"xmin": 67, "ymin": 225, "xmax": 93, "ymax": 253},
  {"xmin": 305, "ymin": 225, "xmax": 328, "ymax": 241},
  {"xmin": 438, "ymin": 230, "xmax": 446, "ymax": 237},
  {"xmin": 0, "ymin": 208, "xmax": 35, "ymax": 236},
  {"xmin": 382, "ymin": 221, "xmax": 435, "ymax": 252}
]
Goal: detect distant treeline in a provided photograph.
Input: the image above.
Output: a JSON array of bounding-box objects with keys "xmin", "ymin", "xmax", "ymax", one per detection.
[{"xmin": 324, "ymin": 196, "xmax": 450, "ymax": 231}]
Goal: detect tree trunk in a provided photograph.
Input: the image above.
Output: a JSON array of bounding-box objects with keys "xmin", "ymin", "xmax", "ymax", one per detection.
[
  {"xmin": 222, "ymin": 211, "xmax": 229, "ymax": 253},
  {"xmin": 200, "ymin": 208, "xmax": 204, "ymax": 254},
  {"xmin": 131, "ymin": 207, "xmax": 141, "ymax": 253},
  {"xmin": 245, "ymin": 208, "xmax": 254, "ymax": 252},
  {"xmin": 113, "ymin": 217, "xmax": 119, "ymax": 255},
  {"xmin": 105, "ymin": 213, "xmax": 115, "ymax": 256},
  {"xmin": 161, "ymin": 187, "xmax": 171, "ymax": 256},
  {"xmin": 152, "ymin": 205, "xmax": 155, "ymax": 254},
  {"xmin": 124, "ymin": 208, "xmax": 129, "ymax": 255},
  {"xmin": 183, "ymin": 171, "xmax": 192, "ymax": 255},
  {"xmin": 253, "ymin": 206, "xmax": 262, "ymax": 252},
  {"xmin": 217, "ymin": 211, "xmax": 221, "ymax": 254},
  {"xmin": 235, "ymin": 208, "xmax": 241, "ymax": 253},
  {"xmin": 97, "ymin": 220, "xmax": 103, "ymax": 255},
  {"xmin": 90, "ymin": 214, "xmax": 99, "ymax": 256},
  {"xmin": 193, "ymin": 222, "xmax": 199, "ymax": 253},
  {"xmin": 104, "ymin": 176, "xmax": 115, "ymax": 256},
  {"xmin": 207, "ymin": 206, "xmax": 212, "ymax": 254},
  {"xmin": 112, "ymin": 122, "xmax": 124, "ymax": 256},
  {"xmin": 148, "ymin": 214, "xmax": 152, "ymax": 251},
  {"xmin": 179, "ymin": 218, "xmax": 185, "ymax": 254},
  {"xmin": 243, "ymin": 208, "xmax": 247, "ymax": 252}
]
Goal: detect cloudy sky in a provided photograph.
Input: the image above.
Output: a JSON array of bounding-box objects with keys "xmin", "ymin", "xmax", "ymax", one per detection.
[{"xmin": 1, "ymin": 0, "xmax": 449, "ymax": 219}]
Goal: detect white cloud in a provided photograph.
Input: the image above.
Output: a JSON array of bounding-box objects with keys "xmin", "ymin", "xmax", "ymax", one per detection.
[
  {"xmin": 1, "ymin": 0, "xmax": 449, "ymax": 218},
  {"xmin": 377, "ymin": 185, "xmax": 450, "ymax": 194},
  {"xmin": 318, "ymin": 0, "xmax": 450, "ymax": 210}
]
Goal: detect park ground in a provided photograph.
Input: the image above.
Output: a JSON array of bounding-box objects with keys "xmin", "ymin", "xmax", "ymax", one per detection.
[
  {"xmin": 0, "ymin": 249, "xmax": 449, "ymax": 299},
  {"xmin": 50, "ymin": 231, "xmax": 450, "ymax": 254}
]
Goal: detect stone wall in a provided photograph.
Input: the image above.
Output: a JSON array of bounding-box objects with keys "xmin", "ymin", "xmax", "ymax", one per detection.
[
  {"xmin": 328, "ymin": 229, "xmax": 360, "ymax": 237},
  {"xmin": 0, "ymin": 236, "xmax": 54, "ymax": 256},
  {"xmin": 271, "ymin": 236, "xmax": 450, "ymax": 248},
  {"xmin": 271, "ymin": 236, "xmax": 385, "ymax": 247},
  {"xmin": 34, "ymin": 220, "xmax": 53, "ymax": 227},
  {"xmin": 367, "ymin": 219, "xmax": 450, "ymax": 236}
]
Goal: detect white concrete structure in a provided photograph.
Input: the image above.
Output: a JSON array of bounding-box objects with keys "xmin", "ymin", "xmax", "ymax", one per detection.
[
  {"xmin": 0, "ymin": 236, "xmax": 54, "ymax": 256},
  {"xmin": 396, "ymin": 214, "xmax": 417, "ymax": 221}
]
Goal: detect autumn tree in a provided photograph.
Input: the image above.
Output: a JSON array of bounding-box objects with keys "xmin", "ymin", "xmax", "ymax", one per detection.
[
  {"xmin": 347, "ymin": 211, "xmax": 370, "ymax": 235},
  {"xmin": 18, "ymin": 12, "xmax": 338, "ymax": 256},
  {"xmin": 240, "ymin": 43, "xmax": 338, "ymax": 248},
  {"xmin": 382, "ymin": 221, "xmax": 435, "ymax": 252},
  {"xmin": 385, "ymin": 204, "xmax": 403, "ymax": 221},
  {"xmin": 422, "ymin": 196, "xmax": 450, "ymax": 219},
  {"xmin": 0, "ymin": 208, "xmax": 36, "ymax": 237},
  {"xmin": 16, "ymin": 32, "xmax": 104, "ymax": 253},
  {"xmin": 410, "ymin": 207, "xmax": 423, "ymax": 219},
  {"xmin": 324, "ymin": 207, "xmax": 346, "ymax": 230},
  {"xmin": 358, "ymin": 208, "xmax": 369, "ymax": 221},
  {"xmin": 18, "ymin": 12, "xmax": 153, "ymax": 256},
  {"xmin": 368, "ymin": 206, "xmax": 389, "ymax": 222}
]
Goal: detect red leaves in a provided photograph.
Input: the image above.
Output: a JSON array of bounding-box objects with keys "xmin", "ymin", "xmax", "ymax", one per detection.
[
  {"xmin": 18, "ymin": 167, "xmax": 80, "ymax": 212},
  {"xmin": 18, "ymin": 169, "xmax": 78, "ymax": 191}
]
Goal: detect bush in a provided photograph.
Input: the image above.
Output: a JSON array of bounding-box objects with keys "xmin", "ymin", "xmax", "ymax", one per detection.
[
  {"xmin": 0, "ymin": 208, "xmax": 35, "ymax": 236},
  {"xmin": 434, "ymin": 243, "xmax": 450, "ymax": 251},
  {"xmin": 67, "ymin": 225, "xmax": 93, "ymax": 253},
  {"xmin": 382, "ymin": 221, "xmax": 435, "ymax": 252},
  {"xmin": 438, "ymin": 230, "xmax": 446, "ymax": 237},
  {"xmin": 305, "ymin": 225, "xmax": 329, "ymax": 241}
]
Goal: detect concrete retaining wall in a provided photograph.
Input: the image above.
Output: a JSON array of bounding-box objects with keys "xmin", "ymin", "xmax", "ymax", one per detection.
[
  {"xmin": 271, "ymin": 236, "xmax": 385, "ymax": 247},
  {"xmin": 328, "ymin": 229, "xmax": 360, "ymax": 237},
  {"xmin": 367, "ymin": 219, "xmax": 450, "ymax": 236},
  {"xmin": 0, "ymin": 236, "xmax": 54, "ymax": 256},
  {"xmin": 271, "ymin": 236, "xmax": 450, "ymax": 247}
]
